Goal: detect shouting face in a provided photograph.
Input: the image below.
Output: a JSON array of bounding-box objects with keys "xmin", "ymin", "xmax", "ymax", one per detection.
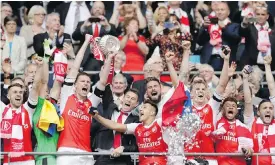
[
  {"xmin": 75, "ymin": 75, "xmax": 91, "ymax": 99},
  {"xmin": 258, "ymin": 101, "xmax": 274, "ymax": 125},
  {"xmin": 222, "ymin": 101, "xmax": 238, "ymax": 121},
  {"xmin": 146, "ymin": 80, "xmax": 161, "ymax": 104}
]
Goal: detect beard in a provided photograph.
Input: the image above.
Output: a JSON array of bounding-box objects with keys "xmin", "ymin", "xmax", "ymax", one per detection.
[{"xmin": 149, "ymin": 95, "xmax": 161, "ymax": 104}]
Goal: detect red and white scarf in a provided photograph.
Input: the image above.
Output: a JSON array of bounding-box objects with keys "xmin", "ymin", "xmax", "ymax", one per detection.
[
  {"xmin": 53, "ymin": 49, "xmax": 68, "ymax": 83},
  {"xmin": 255, "ymin": 22, "xmax": 271, "ymax": 64},
  {"xmin": 0, "ymin": 105, "xmax": 26, "ymax": 157},
  {"xmin": 255, "ymin": 22, "xmax": 271, "ymax": 52},
  {"xmin": 252, "ymin": 118, "xmax": 275, "ymax": 164},
  {"xmin": 208, "ymin": 18, "xmax": 231, "ymax": 47},
  {"xmin": 90, "ymin": 36, "xmax": 105, "ymax": 61},
  {"xmin": 212, "ymin": 117, "xmax": 254, "ymax": 152},
  {"xmin": 168, "ymin": 7, "xmax": 190, "ymax": 33}
]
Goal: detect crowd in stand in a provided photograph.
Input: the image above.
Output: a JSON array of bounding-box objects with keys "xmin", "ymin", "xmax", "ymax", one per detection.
[{"xmin": 1, "ymin": 1, "xmax": 275, "ymax": 165}]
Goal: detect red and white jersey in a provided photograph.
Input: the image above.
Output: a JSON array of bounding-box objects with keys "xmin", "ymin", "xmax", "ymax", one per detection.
[
  {"xmin": 2, "ymin": 98, "xmax": 37, "ymax": 163},
  {"xmin": 58, "ymin": 78, "xmax": 102, "ymax": 152},
  {"xmin": 185, "ymin": 92, "xmax": 223, "ymax": 158},
  {"xmin": 126, "ymin": 119, "xmax": 168, "ymax": 165},
  {"xmin": 215, "ymin": 118, "xmax": 253, "ymax": 165}
]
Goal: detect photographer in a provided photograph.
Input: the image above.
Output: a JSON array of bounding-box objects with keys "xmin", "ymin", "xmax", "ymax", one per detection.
[
  {"xmin": 72, "ymin": 1, "xmax": 116, "ymax": 45},
  {"xmin": 239, "ymin": 6, "xmax": 275, "ymax": 71},
  {"xmin": 197, "ymin": 2, "xmax": 241, "ymax": 71}
]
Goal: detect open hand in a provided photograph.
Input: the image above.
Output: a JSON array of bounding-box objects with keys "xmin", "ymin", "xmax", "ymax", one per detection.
[{"xmin": 228, "ymin": 61, "xmax": 237, "ymax": 77}]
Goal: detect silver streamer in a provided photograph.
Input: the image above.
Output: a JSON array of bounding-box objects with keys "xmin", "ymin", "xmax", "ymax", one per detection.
[{"xmin": 165, "ymin": 113, "xmax": 201, "ymax": 165}]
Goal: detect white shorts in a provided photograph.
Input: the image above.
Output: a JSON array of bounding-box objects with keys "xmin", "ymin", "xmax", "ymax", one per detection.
[
  {"xmin": 3, "ymin": 160, "xmax": 35, "ymax": 165},
  {"xmin": 56, "ymin": 147, "xmax": 95, "ymax": 165}
]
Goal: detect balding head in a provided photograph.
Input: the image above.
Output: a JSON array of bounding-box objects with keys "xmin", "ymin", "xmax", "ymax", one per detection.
[{"xmin": 91, "ymin": 1, "xmax": 105, "ymax": 17}]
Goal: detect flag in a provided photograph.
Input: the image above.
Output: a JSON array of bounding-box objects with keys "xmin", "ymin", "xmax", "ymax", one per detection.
[
  {"xmin": 37, "ymin": 98, "xmax": 64, "ymax": 136},
  {"xmin": 162, "ymin": 82, "xmax": 188, "ymax": 127}
]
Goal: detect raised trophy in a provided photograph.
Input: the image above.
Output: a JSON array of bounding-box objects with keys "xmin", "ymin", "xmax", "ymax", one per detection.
[{"xmin": 97, "ymin": 35, "xmax": 120, "ymax": 58}]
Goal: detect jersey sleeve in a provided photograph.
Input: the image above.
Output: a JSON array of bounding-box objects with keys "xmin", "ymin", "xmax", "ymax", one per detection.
[
  {"xmin": 88, "ymin": 83, "xmax": 105, "ymax": 108},
  {"xmin": 126, "ymin": 123, "xmax": 140, "ymax": 134},
  {"xmin": 209, "ymin": 91, "xmax": 223, "ymax": 126},
  {"xmin": 270, "ymin": 96, "xmax": 275, "ymax": 118},
  {"xmin": 23, "ymin": 96, "xmax": 38, "ymax": 127},
  {"xmin": 60, "ymin": 77, "xmax": 74, "ymax": 114}
]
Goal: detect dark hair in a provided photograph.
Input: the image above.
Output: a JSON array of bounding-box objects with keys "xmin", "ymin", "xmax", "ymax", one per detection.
[
  {"xmin": 8, "ymin": 83, "xmax": 23, "ymax": 92},
  {"xmin": 258, "ymin": 99, "xmax": 272, "ymax": 110},
  {"xmin": 144, "ymin": 99, "xmax": 158, "ymax": 116},
  {"xmin": 126, "ymin": 88, "xmax": 140, "ymax": 100},
  {"xmin": 11, "ymin": 77, "xmax": 25, "ymax": 84},
  {"xmin": 4, "ymin": 15, "xmax": 18, "ymax": 26},
  {"xmin": 74, "ymin": 72, "xmax": 91, "ymax": 84},
  {"xmin": 220, "ymin": 97, "xmax": 238, "ymax": 109},
  {"xmin": 145, "ymin": 77, "xmax": 160, "ymax": 88}
]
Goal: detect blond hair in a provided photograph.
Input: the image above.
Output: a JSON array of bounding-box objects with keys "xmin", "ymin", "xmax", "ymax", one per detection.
[
  {"xmin": 28, "ymin": 5, "xmax": 46, "ymax": 25},
  {"xmin": 153, "ymin": 6, "xmax": 169, "ymax": 25}
]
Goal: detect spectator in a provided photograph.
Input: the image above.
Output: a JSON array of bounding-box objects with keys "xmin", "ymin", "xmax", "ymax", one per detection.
[
  {"xmin": 146, "ymin": 5, "xmax": 169, "ymax": 37},
  {"xmin": 1, "ymin": 15, "xmax": 27, "ymax": 73},
  {"xmin": 1, "ymin": 3, "xmax": 13, "ymax": 29},
  {"xmin": 20, "ymin": 5, "xmax": 46, "ymax": 60},
  {"xmin": 167, "ymin": 1, "xmax": 192, "ymax": 33},
  {"xmin": 114, "ymin": 50, "xmax": 134, "ymax": 89},
  {"xmin": 119, "ymin": 17, "xmax": 149, "ymax": 81},
  {"xmin": 33, "ymin": 12, "xmax": 71, "ymax": 57},
  {"xmin": 110, "ymin": 1, "xmax": 147, "ymax": 36},
  {"xmin": 72, "ymin": 1, "xmax": 115, "ymax": 44},
  {"xmin": 198, "ymin": 1, "xmax": 241, "ymax": 71},
  {"xmin": 240, "ymin": 6, "xmax": 275, "ymax": 71},
  {"xmin": 72, "ymin": 1, "xmax": 114, "ymax": 72},
  {"xmin": 56, "ymin": 1, "xmax": 91, "ymax": 50}
]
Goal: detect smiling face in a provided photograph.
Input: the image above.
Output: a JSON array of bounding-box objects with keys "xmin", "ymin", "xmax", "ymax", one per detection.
[
  {"xmin": 258, "ymin": 101, "xmax": 274, "ymax": 124},
  {"xmin": 121, "ymin": 90, "xmax": 138, "ymax": 112},
  {"xmin": 112, "ymin": 74, "xmax": 127, "ymax": 96},
  {"xmin": 146, "ymin": 80, "xmax": 161, "ymax": 104},
  {"xmin": 255, "ymin": 7, "xmax": 269, "ymax": 25},
  {"xmin": 216, "ymin": 2, "xmax": 230, "ymax": 21},
  {"xmin": 74, "ymin": 75, "xmax": 91, "ymax": 99},
  {"xmin": 8, "ymin": 85, "xmax": 24, "ymax": 109},
  {"xmin": 158, "ymin": 8, "xmax": 169, "ymax": 23},
  {"xmin": 222, "ymin": 100, "xmax": 238, "ymax": 121}
]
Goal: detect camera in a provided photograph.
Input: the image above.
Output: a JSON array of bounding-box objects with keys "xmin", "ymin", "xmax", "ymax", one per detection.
[
  {"xmin": 89, "ymin": 17, "xmax": 101, "ymax": 23},
  {"xmin": 209, "ymin": 17, "xmax": 219, "ymax": 24},
  {"xmin": 222, "ymin": 45, "xmax": 230, "ymax": 55}
]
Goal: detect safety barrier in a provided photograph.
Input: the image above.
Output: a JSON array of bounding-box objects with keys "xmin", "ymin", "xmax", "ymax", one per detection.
[
  {"xmin": 1, "ymin": 152, "xmax": 275, "ymax": 165},
  {"xmin": 1, "ymin": 71, "xmax": 274, "ymax": 87}
]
